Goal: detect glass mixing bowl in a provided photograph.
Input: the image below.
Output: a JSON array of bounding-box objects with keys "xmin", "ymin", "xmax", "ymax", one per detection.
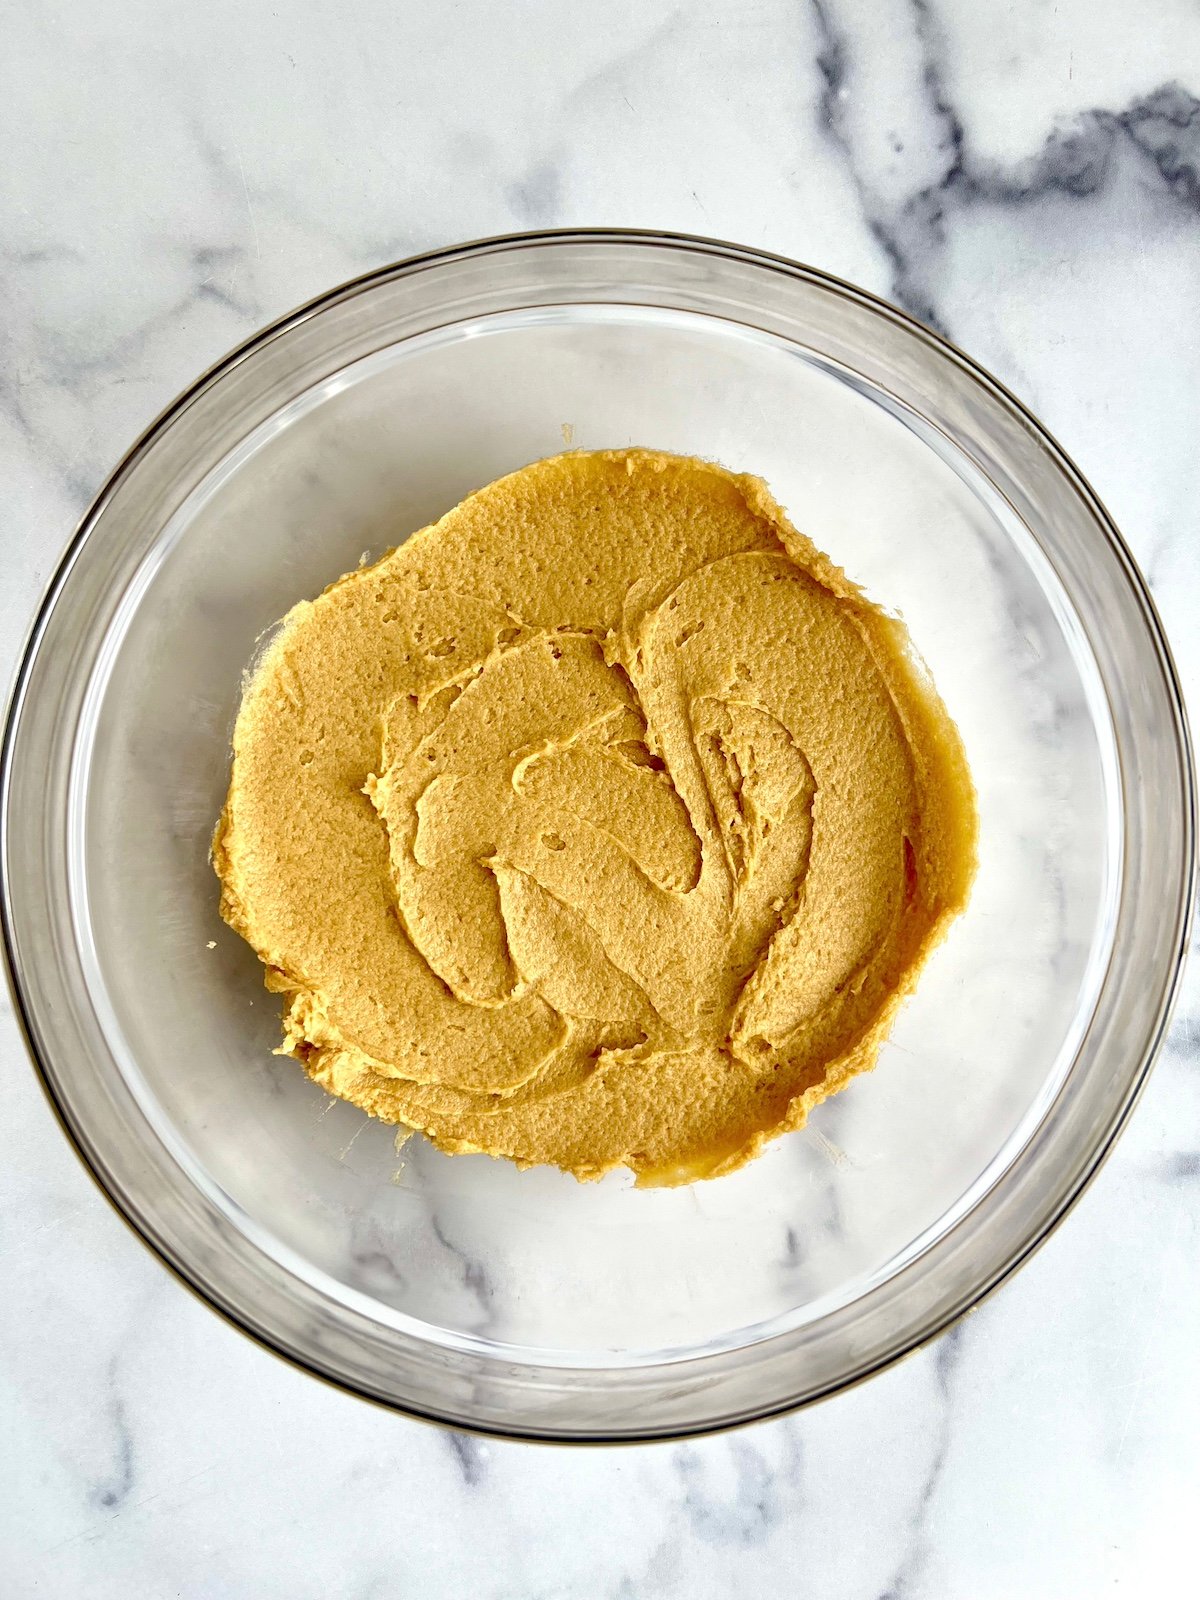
[{"xmin": 3, "ymin": 232, "xmax": 1193, "ymax": 1440}]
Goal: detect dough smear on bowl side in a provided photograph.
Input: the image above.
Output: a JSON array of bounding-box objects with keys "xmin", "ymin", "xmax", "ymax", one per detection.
[{"xmin": 214, "ymin": 448, "xmax": 977, "ymax": 1186}]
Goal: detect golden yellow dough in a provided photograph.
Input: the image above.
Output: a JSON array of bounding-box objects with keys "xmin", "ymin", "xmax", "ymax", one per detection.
[{"xmin": 215, "ymin": 449, "xmax": 976, "ymax": 1185}]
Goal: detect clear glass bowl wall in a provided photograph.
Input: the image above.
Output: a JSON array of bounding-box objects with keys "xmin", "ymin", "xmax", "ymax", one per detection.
[{"xmin": 3, "ymin": 234, "xmax": 1192, "ymax": 1439}]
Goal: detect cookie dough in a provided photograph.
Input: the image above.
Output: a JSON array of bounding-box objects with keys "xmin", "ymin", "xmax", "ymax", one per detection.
[{"xmin": 215, "ymin": 449, "xmax": 976, "ymax": 1185}]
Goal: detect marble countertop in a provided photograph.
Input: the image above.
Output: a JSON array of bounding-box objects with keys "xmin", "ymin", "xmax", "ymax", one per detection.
[{"xmin": 3, "ymin": 1, "xmax": 1198, "ymax": 1594}]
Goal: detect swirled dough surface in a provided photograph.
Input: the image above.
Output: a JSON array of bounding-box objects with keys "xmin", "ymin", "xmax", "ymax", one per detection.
[{"xmin": 215, "ymin": 450, "xmax": 976, "ymax": 1185}]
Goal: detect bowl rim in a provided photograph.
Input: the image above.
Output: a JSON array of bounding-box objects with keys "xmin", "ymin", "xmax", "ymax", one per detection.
[{"xmin": 3, "ymin": 226, "xmax": 1195, "ymax": 1442}]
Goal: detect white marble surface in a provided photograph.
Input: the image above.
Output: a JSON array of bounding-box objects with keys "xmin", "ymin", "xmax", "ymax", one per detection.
[{"xmin": 2, "ymin": 1, "xmax": 1199, "ymax": 1594}]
